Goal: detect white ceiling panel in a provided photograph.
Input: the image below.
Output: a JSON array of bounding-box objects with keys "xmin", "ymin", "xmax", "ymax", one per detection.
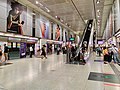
[{"xmin": 27, "ymin": 0, "xmax": 112, "ymax": 36}]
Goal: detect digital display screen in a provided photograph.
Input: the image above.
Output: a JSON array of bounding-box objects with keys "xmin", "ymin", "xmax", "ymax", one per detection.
[
  {"xmin": 13, "ymin": 42, "xmax": 16, "ymax": 48},
  {"xmin": 97, "ymin": 40, "xmax": 104, "ymax": 44},
  {"xmin": 69, "ymin": 38, "xmax": 75, "ymax": 41}
]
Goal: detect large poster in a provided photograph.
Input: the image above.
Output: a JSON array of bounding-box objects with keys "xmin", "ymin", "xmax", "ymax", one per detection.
[
  {"xmin": 53, "ymin": 24, "xmax": 61, "ymax": 41},
  {"xmin": 20, "ymin": 43, "xmax": 26, "ymax": 58},
  {"xmin": 7, "ymin": 0, "xmax": 26, "ymax": 34},
  {"xmin": 39, "ymin": 15, "xmax": 49, "ymax": 39}
]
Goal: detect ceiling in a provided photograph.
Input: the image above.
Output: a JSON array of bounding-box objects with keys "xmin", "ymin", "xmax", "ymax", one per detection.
[
  {"xmin": 18, "ymin": 0, "xmax": 114, "ymax": 37},
  {"xmin": 28, "ymin": 0, "xmax": 95, "ymax": 32}
]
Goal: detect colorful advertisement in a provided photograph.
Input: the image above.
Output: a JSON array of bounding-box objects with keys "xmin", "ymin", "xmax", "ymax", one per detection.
[
  {"xmin": 7, "ymin": 0, "xmax": 26, "ymax": 35},
  {"xmin": 39, "ymin": 15, "xmax": 49, "ymax": 39},
  {"xmin": 40, "ymin": 21, "xmax": 49, "ymax": 39},
  {"xmin": 20, "ymin": 43, "xmax": 26, "ymax": 58},
  {"xmin": 55, "ymin": 24, "xmax": 60, "ymax": 41},
  {"xmin": 53, "ymin": 24, "xmax": 61, "ymax": 41}
]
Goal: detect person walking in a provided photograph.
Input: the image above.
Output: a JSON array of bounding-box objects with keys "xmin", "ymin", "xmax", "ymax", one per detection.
[
  {"xmin": 41, "ymin": 45, "xmax": 47, "ymax": 59},
  {"xmin": 4, "ymin": 44, "xmax": 8, "ymax": 62}
]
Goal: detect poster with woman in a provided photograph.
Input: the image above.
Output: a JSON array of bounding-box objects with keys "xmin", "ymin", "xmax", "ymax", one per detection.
[
  {"xmin": 7, "ymin": 0, "xmax": 26, "ymax": 35},
  {"xmin": 55, "ymin": 24, "xmax": 60, "ymax": 41},
  {"xmin": 40, "ymin": 16, "xmax": 49, "ymax": 39}
]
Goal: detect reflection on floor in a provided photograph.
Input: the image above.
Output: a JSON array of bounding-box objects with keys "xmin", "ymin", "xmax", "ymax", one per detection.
[{"xmin": 0, "ymin": 53, "xmax": 119, "ymax": 90}]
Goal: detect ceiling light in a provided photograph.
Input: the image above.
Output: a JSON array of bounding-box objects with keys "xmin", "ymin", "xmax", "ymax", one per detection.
[
  {"xmin": 97, "ymin": 0, "xmax": 100, "ymax": 4},
  {"xmin": 5, "ymin": 33, "xmax": 14, "ymax": 37},
  {"xmin": 32, "ymin": 12, "xmax": 36, "ymax": 15},
  {"xmin": 39, "ymin": 3, "xmax": 43, "ymax": 6},
  {"xmin": 61, "ymin": 19, "xmax": 63, "ymax": 22},
  {"xmin": 0, "ymin": 32, "xmax": 5, "ymax": 36},
  {"xmin": 47, "ymin": 9, "xmax": 50, "ymax": 12},
  {"xmin": 45, "ymin": 7, "xmax": 50, "ymax": 12},
  {"xmin": 97, "ymin": 10, "xmax": 100, "ymax": 12},
  {"xmin": 55, "ymin": 16, "xmax": 58, "ymax": 18},
  {"xmin": 97, "ymin": 15, "xmax": 100, "ymax": 18},
  {"xmin": 36, "ymin": 1, "xmax": 39, "ymax": 4}
]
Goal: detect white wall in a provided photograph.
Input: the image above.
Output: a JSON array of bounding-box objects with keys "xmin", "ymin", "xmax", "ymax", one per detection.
[
  {"xmin": 0, "ymin": 0, "xmax": 7, "ymax": 32},
  {"xmin": 26, "ymin": 7, "xmax": 33, "ymax": 36},
  {"xmin": 35, "ymin": 14, "xmax": 41, "ymax": 37}
]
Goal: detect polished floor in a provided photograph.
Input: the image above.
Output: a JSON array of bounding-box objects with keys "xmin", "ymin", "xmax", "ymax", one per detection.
[{"xmin": 0, "ymin": 53, "xmax": 120, "ymax": 90}]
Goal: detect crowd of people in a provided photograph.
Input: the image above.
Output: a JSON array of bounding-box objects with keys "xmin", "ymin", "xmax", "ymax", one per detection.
[{"xmin": 96, "ymin": 44, "xmax": 120, "ymax": 64}]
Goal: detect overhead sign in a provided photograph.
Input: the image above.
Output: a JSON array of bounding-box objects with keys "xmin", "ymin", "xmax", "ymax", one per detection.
[{"xmin": 69, "ymin": 38, "xmax": 75, "ymax": 41}]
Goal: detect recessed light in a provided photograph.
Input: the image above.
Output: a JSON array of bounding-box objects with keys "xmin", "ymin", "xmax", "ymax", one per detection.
[
  {"xmin": 36, "ymin": 1, "xmax": 39, "ymax": 4},
  {"xmin": 47, "ymin": 9, "xmax": 50, "ymax": 12},
  {"xmin": 97, "ymin": 0, "xmax": 100, "ymax": 4},
  {"xmin": 32, "ymin": 12, "xmax": 36, "ymax": 15},
  {"xmin": 97, "ymin": 10, "xmax": 100, "ymax": 12},
  {"xmin": 45, "ymin": 7, "xmax": 50, "ymax": 12},
  {"xmin": 97, "ymin": 15, "xmax": 100, "ymax": 18},
  {"xmin": 61, "ymin": 19, "xmax": 63, "ymax": 22},
  {"xmin": 39, "ymin": 3, "xmax": 43, "ymax": 6},
  {"xmin": 55, "ymin": 16, "xmax": 58, "ymax": 18}
]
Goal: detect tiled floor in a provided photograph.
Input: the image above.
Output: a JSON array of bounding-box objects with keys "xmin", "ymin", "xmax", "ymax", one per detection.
[{"xmin": 0, "ymin": 52, "xmax": 119, "ymax": 90}]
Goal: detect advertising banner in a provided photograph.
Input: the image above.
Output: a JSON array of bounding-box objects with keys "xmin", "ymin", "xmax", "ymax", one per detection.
[
  {"xmin": 53, "ymin": 24, "xmax": 61, "ymax": 41},
  {"xmin": 20, "ymin": 43, "xmax": 26, "ymax": 58},
  {"xmin": 39, "ymin": 15, "xmax": 49, "ymax": 39},
  {"xmin": 7, "ymin": 0, "xmax": 26, "ymax": 34}
]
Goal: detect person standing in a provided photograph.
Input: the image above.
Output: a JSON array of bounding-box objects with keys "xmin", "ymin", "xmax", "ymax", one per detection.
[
  {"xmin": 4, "ymin": 44, "xmax": 8, "ymax": 62},
  {"xmin": 112, "ymin": 45, "xmax": 120, "ymax": 64},
  {"xmin": 30, "ymin": 45, "xmax": 33, "ymax": 58},
  {"xmin": 103, "ymin": 47, "xmax": 109, "ymax": 64},
  {"xmin": 98, "ymin": 46, "xmax": 102, "ymax": 56}
]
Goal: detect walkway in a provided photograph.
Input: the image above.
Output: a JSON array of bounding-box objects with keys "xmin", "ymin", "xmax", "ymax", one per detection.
[{"xmin": 0, "ymin": 53, "xmax": 120, "ymax": 90}]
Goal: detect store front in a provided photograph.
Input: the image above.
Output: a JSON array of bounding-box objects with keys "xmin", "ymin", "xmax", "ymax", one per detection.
[{"xmin": 8, "ymin": 37, "xmax": 21, "ymax": 60}]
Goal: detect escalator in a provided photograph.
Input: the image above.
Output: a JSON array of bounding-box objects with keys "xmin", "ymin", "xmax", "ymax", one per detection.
[
  {"xmin": 81, "ymin": 20, "xmax": 93, "ymax": 52},
  {"xmin": 66, "ymin": 19, "xmax": 93, "ymax": 64}
]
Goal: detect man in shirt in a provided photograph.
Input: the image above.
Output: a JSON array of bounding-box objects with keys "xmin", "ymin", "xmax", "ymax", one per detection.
[{"xmin": 112, "ymin": 44, "xmax": 120, "ymax": 64}]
